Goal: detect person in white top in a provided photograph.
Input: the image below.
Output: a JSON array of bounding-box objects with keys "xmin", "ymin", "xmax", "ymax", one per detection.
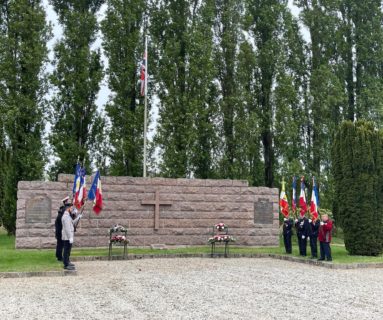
[{"xmin": 61, "ymin": 203, "xmax": 82, "ymax": 270}]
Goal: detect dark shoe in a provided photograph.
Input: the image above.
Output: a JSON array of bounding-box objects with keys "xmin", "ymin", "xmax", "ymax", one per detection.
[
  {"xmin": 327, "ymin": 258, "xmax": 332, "ymax": 262},
  {"xmin": 318, "ymin": 258, "xmax": 325, "ymax": 261},
  {"xmin": 57, "ymin": 258, "xmax": 63, "ymax": 261},
  {"xmin": 310, "ymin": 256, "xmax": 317, "ymax": 259},
  {"xmin": 64, "ymin": 265, "xmax": 75, "ymax": 270}
]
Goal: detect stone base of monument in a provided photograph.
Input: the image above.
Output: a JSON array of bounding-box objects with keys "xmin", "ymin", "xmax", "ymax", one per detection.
[{"xmin": 16, "ymin": 175, "xmax": 279, "ymax": 249}]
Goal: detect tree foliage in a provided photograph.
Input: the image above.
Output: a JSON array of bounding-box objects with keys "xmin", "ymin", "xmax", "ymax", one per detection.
[
  {"xmin": 0, "ymin": 0, "xmax": 50, "ymax": 233},
  {"xmin": 101, "ymin": 0, "xmax": 146, "ymax": 176},
  {"xmin": 49, "ymin": 0, "xmax": 105, "ymax": 177},
  {"xmin": 332, "ymin": 121, "xmax": 383, "ymax": 255}
]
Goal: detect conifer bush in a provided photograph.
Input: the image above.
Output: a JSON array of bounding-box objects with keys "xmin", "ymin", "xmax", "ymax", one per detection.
[{"xmin": 332, "ymin": 120, "xmax": 383, "ymax": 256}]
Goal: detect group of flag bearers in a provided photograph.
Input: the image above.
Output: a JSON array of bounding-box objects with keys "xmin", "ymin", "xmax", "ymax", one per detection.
[
  {"xmin": 280, "ymin": 177, "xmax": 333, "ymax": 261},
  {"xmin": 55, "ymin": 162, "xmax": 103, "ymax": 270}
]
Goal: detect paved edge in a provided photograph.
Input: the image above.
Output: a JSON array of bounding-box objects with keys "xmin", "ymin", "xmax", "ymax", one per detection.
[
  {"xmin": 0, "ymin": 270, "xmax": 77, "ymax": 279},
  {"xmin": 1, "ymin": 254, "xmax": 382, "ymax": 278},
  {"xmin": 71, "ymin": 253, "xmax": 383, "ymax": 269}
]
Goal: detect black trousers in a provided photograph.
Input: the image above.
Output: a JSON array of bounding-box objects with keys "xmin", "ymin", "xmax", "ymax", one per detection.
[
  {"xmin": 298, "ymin": 235, "xmax": 307, "ymax": 256},
  {"xmin": 283, "ymin": 234, "xmax": 292, "ymax": 253},
  {"xmin": 63, "ymin": 240, "xmax": 72, "ymax": 267},
  {"xmin": 310, "ymin": 236, "xmax": 318, "ymax": 257},
  {"xmin": 320, "ymin": 241, "xmax": 332, "ymax": 260},
  {"xmin": 56, "ymin": 238, "xmax": 63, "ymax": 260}
]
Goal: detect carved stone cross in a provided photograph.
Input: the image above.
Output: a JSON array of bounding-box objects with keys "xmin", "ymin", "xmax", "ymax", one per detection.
[{"xmin": 141, "ymin": 190, "xmax": 172, "ymax": 230}]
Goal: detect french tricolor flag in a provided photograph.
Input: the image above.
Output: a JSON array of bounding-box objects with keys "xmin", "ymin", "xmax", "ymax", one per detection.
[
  {"xmin": 310, "ymin": 177, "xmax": 319, "ymax": 221},
  {"xmin": 299, "ymin": 177, "xmax": 307, "ymax": 217},
  {"xmin": 88, "ymin": 170, "xmax": 103, "ymax": 215}
]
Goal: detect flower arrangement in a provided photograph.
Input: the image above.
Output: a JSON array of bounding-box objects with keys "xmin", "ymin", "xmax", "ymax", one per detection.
[
  {"xmin": 109, "ymin": 225, "xmax": 129, "ymax": 244},
  {"xmin": 208, "ymin": 234, "xmax": 235, "ymax": 243},
  {"xmin": 215, "ymin": 222, "xmax": 226, "ymax": 231},
  {"xmin": 110, "ymin": 234, "xmax": 129, "ymax": 244}
]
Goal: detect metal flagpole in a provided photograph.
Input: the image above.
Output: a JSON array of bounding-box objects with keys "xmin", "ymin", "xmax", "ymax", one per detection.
[{"xmin": 143, "ymin": 35, "xmax": 148, "ymax": 178}]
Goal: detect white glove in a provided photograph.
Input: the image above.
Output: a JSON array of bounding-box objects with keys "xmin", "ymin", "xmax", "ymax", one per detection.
[
  {"xmin": 320, "ymin": 222, "xmax": 324, "ymax": 226},
  {"xmin": 302, "ymin": 235, "xmax": 305, "ymax": 239},
  {"xmin": 78, "ymin": 213, "xmax": 83, "ymax": 219},
  {"xmin": 309, "ymin": 219, "xmax": 312, "ymax": 223},
  {"xmin": 72, "ymin": 208, "xmax": 78, "ymax": 214},
  {"xmin": 284, "ymin": 218, "xmax": 288, "ymax": 221},
  {"xmin": 295, "ymin": 219, "xmax": 298, "ymax": 223},
  {"xmin": 307, "ymin": 236, "xmax": 310, "ymax": 241},
  {"xmin": 69, "ymin": 238, "xmax": 73, "ymax": 244}
]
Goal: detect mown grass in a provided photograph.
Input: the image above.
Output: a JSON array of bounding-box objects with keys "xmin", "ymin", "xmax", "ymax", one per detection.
[{"xmin": 1, "ymin": 227, "xmax": 382, "ymax": 272}]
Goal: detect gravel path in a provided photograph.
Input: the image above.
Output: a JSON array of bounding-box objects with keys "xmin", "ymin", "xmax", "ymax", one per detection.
[{"xmin": 0, "ymin": 258, "xmax": 382, "ymax": 320}]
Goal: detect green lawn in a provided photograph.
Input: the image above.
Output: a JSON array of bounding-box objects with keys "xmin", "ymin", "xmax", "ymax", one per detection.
[{"xmin": 1, "ymin": 227, "xmax": 382, "ymax": 272}]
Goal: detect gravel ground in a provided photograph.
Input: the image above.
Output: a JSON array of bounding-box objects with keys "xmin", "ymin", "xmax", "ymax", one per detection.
[{"xmin": 0, "ymin": 258, "xmax": 382, "ymax": 320}]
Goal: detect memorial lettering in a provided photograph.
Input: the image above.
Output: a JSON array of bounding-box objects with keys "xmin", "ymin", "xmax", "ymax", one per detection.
[
  {"xmin": 254, "ymin": 198, "xmax": 273, "ymax": 224},
  {"xmin": 25, "ymin": 196, "xmax": 51, "ymax": 223}
]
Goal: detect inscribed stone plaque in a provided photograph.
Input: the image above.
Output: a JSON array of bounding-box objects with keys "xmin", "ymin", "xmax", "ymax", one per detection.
[
  {"xmin": 254, "ymin": 198, "xmax": 273, "ymax": 224},
  {"xmin": 25, "ymin": 196, "xmax": 51, "ymax": 223}
]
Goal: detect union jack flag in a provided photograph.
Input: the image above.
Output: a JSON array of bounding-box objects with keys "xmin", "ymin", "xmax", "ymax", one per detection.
[{"xmin": 140, "ymin": 50, "xmax": 147, "ymax": 96}]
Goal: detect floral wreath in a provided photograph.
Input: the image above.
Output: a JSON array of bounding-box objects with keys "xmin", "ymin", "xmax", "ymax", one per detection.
[
  {"xmin": 208, "ymin": 234, "xmax": 235, "ymax": 243},
  {"xmin": 110, "ymin": 234, "xmax": 129, "ymax": 244},
  {"xmin": 109, "ymin": 225, "xmax": 129, "ymax": 244}
]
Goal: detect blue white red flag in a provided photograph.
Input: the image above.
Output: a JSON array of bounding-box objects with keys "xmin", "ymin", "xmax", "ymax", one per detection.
[
  {"xmin": 310, "ymin": 177, "xmax": 319, "ymax": 221},
  {"xmin": 88, "ymin": 170, "xmax": 102, "ymax": 214},
  {"xmin": 299, "ymin": 177, "xmax": 307, "ymax": 217},
  {"xmin": 140, "ymin": 50, "xmax": 147, "ymax": 96},
  {"xmin": 74, "ymin": 167, "xmax": 87, "ymax": 209},
  {"xmin": 292, "ymin": 176, "xmax": 297, "ymax": 212},
  {"xmin": 72, "ymin": 163, "xmax": 81, "ymax": 196}
]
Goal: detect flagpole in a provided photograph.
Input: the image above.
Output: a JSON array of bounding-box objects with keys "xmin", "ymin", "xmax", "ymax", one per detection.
[{"xmin": 143, "ymin": 35, "xmax": 148, "ymax": 178}]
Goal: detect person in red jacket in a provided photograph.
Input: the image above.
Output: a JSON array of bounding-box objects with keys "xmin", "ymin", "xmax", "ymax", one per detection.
[{"xmin": 318, "ymin": 214, "xmax": 333, "ymax": 261}]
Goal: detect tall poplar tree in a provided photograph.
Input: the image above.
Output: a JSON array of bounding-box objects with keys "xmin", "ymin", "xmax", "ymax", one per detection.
[
  {"xmin": 151, "ymin": 0, "xmax": 217, "ymax": 177},
  {"xmin": 49, "ymin": 0, "xmax": 105, "ymax": 177},
  {"xmin": 101, "ymin": 0, "xmax": 146, "ymax": 176},
  {"xmin": 214, "ymin": 0, "xmax": 242, "ymax": 179},
  {"xmin": 0, "ymin": 0, "xmax": 50, "ymax": 233}
]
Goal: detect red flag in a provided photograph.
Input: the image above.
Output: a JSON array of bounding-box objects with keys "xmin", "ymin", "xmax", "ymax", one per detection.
[{"xmin": 299, "ymin": 177, "xmax": 307, "ymax": 217}]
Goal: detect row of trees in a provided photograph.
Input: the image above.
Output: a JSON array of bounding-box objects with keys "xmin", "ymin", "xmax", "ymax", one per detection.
[{"xmin": 1, "ymin": 1, "xmax": 383, "ymax": 234}]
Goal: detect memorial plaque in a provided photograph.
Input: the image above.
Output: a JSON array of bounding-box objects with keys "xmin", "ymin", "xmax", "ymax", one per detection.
[
  {"xmin": 25, "ymin": 195, "xmax": 51, "ymax": 223},
  {"xmin": 254, "ymin": 198, "xmax": 273, "ymax": 224}
]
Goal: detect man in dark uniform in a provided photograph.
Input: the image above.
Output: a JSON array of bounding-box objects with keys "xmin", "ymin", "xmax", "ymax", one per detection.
[
  {"xmin": 309, "ymin": 218, "xmax": 320, "ymax": 258},
  {"xmin": 55, "ymin": 196, "xmax": 69, "ymax": 261},
  {"xmin": 296, "ymin": 216, "xmax": 310, "ymax": 256},
  {"xmin": 283, "ymin": 217, "xmax": 293, "ymax": 254}
]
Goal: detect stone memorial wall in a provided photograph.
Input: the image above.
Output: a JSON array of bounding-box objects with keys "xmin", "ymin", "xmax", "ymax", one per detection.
[{"xmin": 16, "ymin": 174, "xmax": 279, "ymax": 249}]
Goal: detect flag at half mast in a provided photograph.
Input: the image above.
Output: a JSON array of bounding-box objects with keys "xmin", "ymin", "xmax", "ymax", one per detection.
[{"xmin": 140, "ymin": 49, "xmax": 147, "ymax": 96}]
